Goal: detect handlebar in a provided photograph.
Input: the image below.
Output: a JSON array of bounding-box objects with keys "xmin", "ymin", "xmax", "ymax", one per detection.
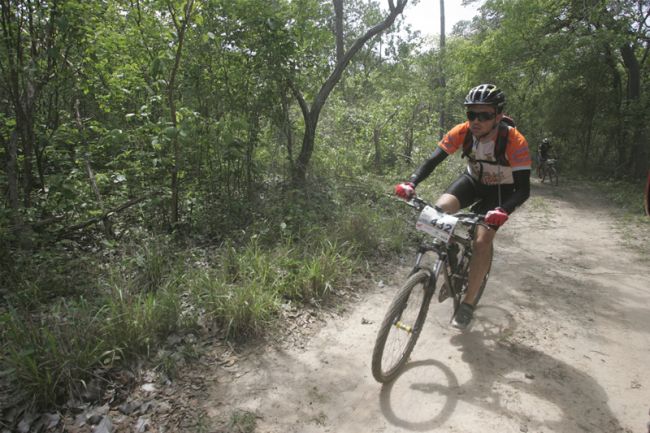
[{"xmin": 403, "ymin": 196, "xmax": 485, "ymax": 223}]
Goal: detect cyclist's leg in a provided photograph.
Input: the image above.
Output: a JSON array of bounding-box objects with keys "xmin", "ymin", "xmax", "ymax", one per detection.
[
  {"xmin": 436, "ymin": 173, "xmax": 477, "ymax": 213},
  {"xmin": 436, "ymin": 193, "xmax": 460, "ymax": 213},
  {"xmin": 463, "ymin": 184, "xmax": 513, "ymax": 306}
]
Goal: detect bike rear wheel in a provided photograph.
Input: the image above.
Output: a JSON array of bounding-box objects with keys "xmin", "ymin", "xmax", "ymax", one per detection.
[
  {"xmin": 452, "ymin": 244, "xmax": 493, "ymax": 313},
  {"xmin": 371, "ymin": 270, "xmax": 433, "ymax": 383},
  {"xmin": 549, "ymin": 166, "xmax": 558, "ymax": 186}
]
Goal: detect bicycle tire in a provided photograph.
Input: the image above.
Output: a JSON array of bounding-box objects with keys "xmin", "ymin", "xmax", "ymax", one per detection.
[
  {"xmin": 371, "ymin": 270, "xmax": 433, "ymax": 383},
  {"xmin": 450, "ymin": 243, "xmax": 494, "ymax": 316}
]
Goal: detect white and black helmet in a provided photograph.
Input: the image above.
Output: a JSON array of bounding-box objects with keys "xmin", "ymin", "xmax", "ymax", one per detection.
[{"xmin": 464, "ymin": 84, "xmax": 506, "ymax": 112}]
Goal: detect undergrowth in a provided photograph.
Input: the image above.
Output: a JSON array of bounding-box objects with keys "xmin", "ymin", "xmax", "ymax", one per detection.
[
  {"xmin": 595, "ymin": 177, "xmax": 650, "ymax": 258},
  {"xmin": 0, "ymin": 178, "xmax": 411, "ymax": 411}
]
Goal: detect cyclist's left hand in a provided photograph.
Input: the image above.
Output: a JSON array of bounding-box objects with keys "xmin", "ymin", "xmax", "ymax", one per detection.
[
  {"xmin": 394, "ymin": 182, "xmax": 416, "ymax": 200},
  {"xmin": 485, "ymin": 207, "xmax": 509, "ymax": 227}
]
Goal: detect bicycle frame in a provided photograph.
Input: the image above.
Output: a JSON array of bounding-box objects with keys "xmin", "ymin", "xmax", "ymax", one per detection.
[
  {"xmin": 406, "ymin": 197, "xmax": 484, "ymax": 312},
  {"xmin": 370, "ymin": 197, "xmax": 489, "ymax": 382}
]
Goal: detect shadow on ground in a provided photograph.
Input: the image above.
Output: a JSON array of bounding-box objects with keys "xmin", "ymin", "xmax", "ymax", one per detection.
[{"xmin": 379, "ymin": 305, "xmax": 625, "ymax": 433}]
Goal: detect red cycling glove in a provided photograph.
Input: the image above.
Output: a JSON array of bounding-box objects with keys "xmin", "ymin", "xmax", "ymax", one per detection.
[
  {"xmin": 485, "ymin": 207, "xmax": 509, "ymax": 227},
  {"xmin": 394, "ymin": 182, "xmax": 415, "ymax": 200}
]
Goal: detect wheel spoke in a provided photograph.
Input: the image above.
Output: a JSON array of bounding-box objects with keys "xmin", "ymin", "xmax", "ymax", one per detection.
[{"xmin": 372, "ymin": 271, "xmax": 431, "ymax": 382}]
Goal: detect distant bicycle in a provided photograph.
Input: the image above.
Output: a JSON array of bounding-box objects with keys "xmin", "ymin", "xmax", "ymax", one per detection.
[
  {"xmin": 539, "ymin": 159, "xmax": 559, "ymax": 186},
  {"xmin": 371, "ymin": 196, "xmax": 492, "ymax": 383}
]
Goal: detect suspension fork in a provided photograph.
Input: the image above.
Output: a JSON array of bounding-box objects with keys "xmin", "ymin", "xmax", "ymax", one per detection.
[{"xmin": 409, "ymin": 244, "xmax": 446, "ymax": 294}]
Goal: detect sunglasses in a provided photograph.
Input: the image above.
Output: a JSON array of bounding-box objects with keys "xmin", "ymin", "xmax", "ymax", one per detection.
[{"xmin": 466, "ymin": 111, "xmax": 496, "ymax": 122}]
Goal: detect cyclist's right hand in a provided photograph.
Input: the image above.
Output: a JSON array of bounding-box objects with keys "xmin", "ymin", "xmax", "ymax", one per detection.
[{"xmin": 394, "ymin": 182, "xmax": 415, "ymax": 200}]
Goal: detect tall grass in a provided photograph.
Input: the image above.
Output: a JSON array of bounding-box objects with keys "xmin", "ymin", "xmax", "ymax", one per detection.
[
  {"xmin": 0, "ymin": 178, "xmax": 413, "ymax": 411},
  {"xmin": 187, "ymin": 238, "xmax": 357, "ymax": 340},
  {"xmin": 2, "ymin": 299, "xmax": 108, "ymax": 406},
  {"xmin": 0, "ymin": 240, "xmax": 185, "ymax": 409}
]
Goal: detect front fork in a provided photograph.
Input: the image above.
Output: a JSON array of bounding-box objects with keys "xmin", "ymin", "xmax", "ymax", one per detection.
[
  {"xmin": 408, "ymin": 244, "xmax": 450, "ymax": 299},
  {"xmin": 414, "ymin": 242, "xmax": 469, "ymax": 315}
]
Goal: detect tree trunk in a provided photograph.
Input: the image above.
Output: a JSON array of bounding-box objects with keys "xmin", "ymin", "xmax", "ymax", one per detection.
[
  {"xmin": 620, "ymin": 43, "xmax": 640, "ymax": 100},
  {"xmin": 333, "ymin": 0, "xmax": 344, "ymax": 63},
  {"xmin": 1, "ymin": 0, "xmax": 59, "ymax": 208},
  {"xmin": 4, "ymin": 131, "xmax": 20, "ymax": 229},
  {"xmin": 281, "ymin": 91, "xmax": 295, "ymax": 174},
  {"xmin": 291, "ymin": 0, "xmax": 409, "ymax": 183},
  {"xmin": 438, "ymin": 0, "xmax": 446, "ymax": 140},
  {"xmin": 167, "ymin": 0, "xmax": 195, "ymax": 226},
  {"xmin": 620, "ymin": 43, "xmax": 646, "ymax": 178},
  {"xmin": 3, "ymin": 131, "xmax": 18, "ymax": 210},
  {"xmin": 294, "ymin": 113, "xmax": 318, "ymax": 183},
  {"xmin": 75, "ymin": 99, "xmax": 114, "ymax": 238}
]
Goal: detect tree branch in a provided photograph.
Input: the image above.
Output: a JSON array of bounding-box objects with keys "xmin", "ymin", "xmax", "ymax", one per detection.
[
  {"xmin": 313, "ymin": 0, "xmax": 407, "ymax": 117},
  {"xmin": 57, "ymin": 193, "xmax": 160, "ymax": 238}
]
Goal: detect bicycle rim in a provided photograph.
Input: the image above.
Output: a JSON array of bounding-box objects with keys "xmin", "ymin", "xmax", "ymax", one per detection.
[{"xmin": 371, "ymin": 270, "xmax": 433, "ymax": 383}]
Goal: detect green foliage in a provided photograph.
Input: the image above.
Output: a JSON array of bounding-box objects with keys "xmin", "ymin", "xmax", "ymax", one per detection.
[
  {"xmin": 188, "ymin": 266, "xmax": 279, "ymax": 340},
  {"xmin": 1, "ymin": 299, "xmax": 108, "ymax": 407},
  {"xmin": 0, "ymin": 244, "xmax": 185, "ymax": 408},
  {"xmin": 2, "ymin": 0, "xmax": 649, "ymax": 415},
  {"xmin": 1, "ymin": 286, "xmax": 183, "ymax": 408},
  {"xmin": 187, "ymin": 235, "xmax": 356, "ymax": 339},
  {"xmin": 102, "ymin": 285, "xmax": 183, "ymax": 357},
  {"xmin": 0, "ymin": 246, "xmax": 99, "ymax": 308},
  {"xmin": 595, "ymin": 178, "xmax": 646, "ymax": 215}
]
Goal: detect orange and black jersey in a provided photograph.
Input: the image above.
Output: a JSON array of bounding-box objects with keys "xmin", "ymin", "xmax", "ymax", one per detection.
[
  {"xmin": 440, "ymin": 122, "xmax": 531, "ymax": 185},
  {"xmin": 409, "ymin": 122, "xmax": 531, "ymax": 214}
]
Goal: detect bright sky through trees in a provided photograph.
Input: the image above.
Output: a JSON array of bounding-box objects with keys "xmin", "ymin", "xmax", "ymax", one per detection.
[{"xmin": 399, "ymin": 0, "xmax": 481, "ymax": 36}]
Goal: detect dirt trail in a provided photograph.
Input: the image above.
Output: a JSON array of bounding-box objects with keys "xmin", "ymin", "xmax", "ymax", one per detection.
[{"xmin": 201, "ymin": 180, "xmax": 650, "ymax": 433}]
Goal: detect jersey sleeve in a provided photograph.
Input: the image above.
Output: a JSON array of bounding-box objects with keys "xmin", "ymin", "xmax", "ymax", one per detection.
[
  {"xmin": 506, "ymin": 128, "xmax": 532, "ymax": 170},
  {"xmin": 438, "ymin": 122, "xmax": 470, "ymax": 155}
]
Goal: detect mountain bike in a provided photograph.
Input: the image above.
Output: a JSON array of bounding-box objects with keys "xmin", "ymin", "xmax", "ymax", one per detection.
[
  {"xmin": 539, "ymin": 158, "xmax": 559, "ymax": 186},
  {"xmin": 371, "ymin": 197, "xmax": 492, "ymax": 383}
]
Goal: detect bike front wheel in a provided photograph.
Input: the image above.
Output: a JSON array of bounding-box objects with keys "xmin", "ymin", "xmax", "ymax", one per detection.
[{"xmin": 371, "ymin": 270, "xmax": 433, "ymax": 383}]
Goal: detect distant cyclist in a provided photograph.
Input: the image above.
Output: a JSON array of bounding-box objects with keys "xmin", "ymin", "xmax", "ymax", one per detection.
[{"xmin": 537, "ymin": 138, "xmax": 552, "ymax": 177}]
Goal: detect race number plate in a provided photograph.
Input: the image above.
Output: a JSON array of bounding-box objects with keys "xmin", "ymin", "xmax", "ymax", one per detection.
[{"xmin": 415, "ymin": 206, "xmax": 458, "ymax": 243}]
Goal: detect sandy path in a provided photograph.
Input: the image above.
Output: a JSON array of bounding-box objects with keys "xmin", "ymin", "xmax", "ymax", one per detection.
[{"xmin": 203, "ymin": 180, "xmax": 650, "ymax": 433}]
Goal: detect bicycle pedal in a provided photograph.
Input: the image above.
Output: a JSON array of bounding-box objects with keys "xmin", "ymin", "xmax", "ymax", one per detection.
[{"xmin": 438, "ymin": 284, "xmax": 450, "ymax": 303}]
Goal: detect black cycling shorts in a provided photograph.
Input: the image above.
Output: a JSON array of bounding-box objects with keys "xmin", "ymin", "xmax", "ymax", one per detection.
[{"xmin": 445, "ymin": 173, "xmax": 515, "ymax": 215}]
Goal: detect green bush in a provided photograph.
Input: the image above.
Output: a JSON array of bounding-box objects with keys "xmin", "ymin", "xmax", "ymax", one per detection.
[
  {"xmin": 186, "ymin": 237, "xmax": 357, "ymax": 339},
  {"xmin": 2, "ymin": 298, "xmax": 110, "ymax": 407},
  {"xmin": 0, "ymin": 176, "xmax": 409, "ymax": 410}
]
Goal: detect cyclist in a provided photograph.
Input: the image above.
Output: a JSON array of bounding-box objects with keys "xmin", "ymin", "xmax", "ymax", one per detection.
[
  {"xmin": 394, "ymin": 83, "xmax": 531, "ymax": 329},
  {"xmin": 537, "ymin": 138, "xmax": 552, "ymax": 177}
]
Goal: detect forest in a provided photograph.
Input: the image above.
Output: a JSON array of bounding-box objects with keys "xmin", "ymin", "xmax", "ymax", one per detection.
[{"xmin": 1, "ymin": 0, "xmax": 648, "ymax": 416}]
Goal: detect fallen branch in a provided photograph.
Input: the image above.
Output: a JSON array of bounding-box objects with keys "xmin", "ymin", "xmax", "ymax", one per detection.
[{"xmin": 58, "ymin": 192, "xmax": 160, "ymax": 238}]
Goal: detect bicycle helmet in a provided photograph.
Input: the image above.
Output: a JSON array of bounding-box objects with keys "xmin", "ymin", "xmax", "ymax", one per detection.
[
  {"xmin": 464, "ymin": 84, "xmax": 506, "ymax": 112},
  {"xmin": 542, "ymin": 138, "xmax": 550, "ymax": 144}
]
